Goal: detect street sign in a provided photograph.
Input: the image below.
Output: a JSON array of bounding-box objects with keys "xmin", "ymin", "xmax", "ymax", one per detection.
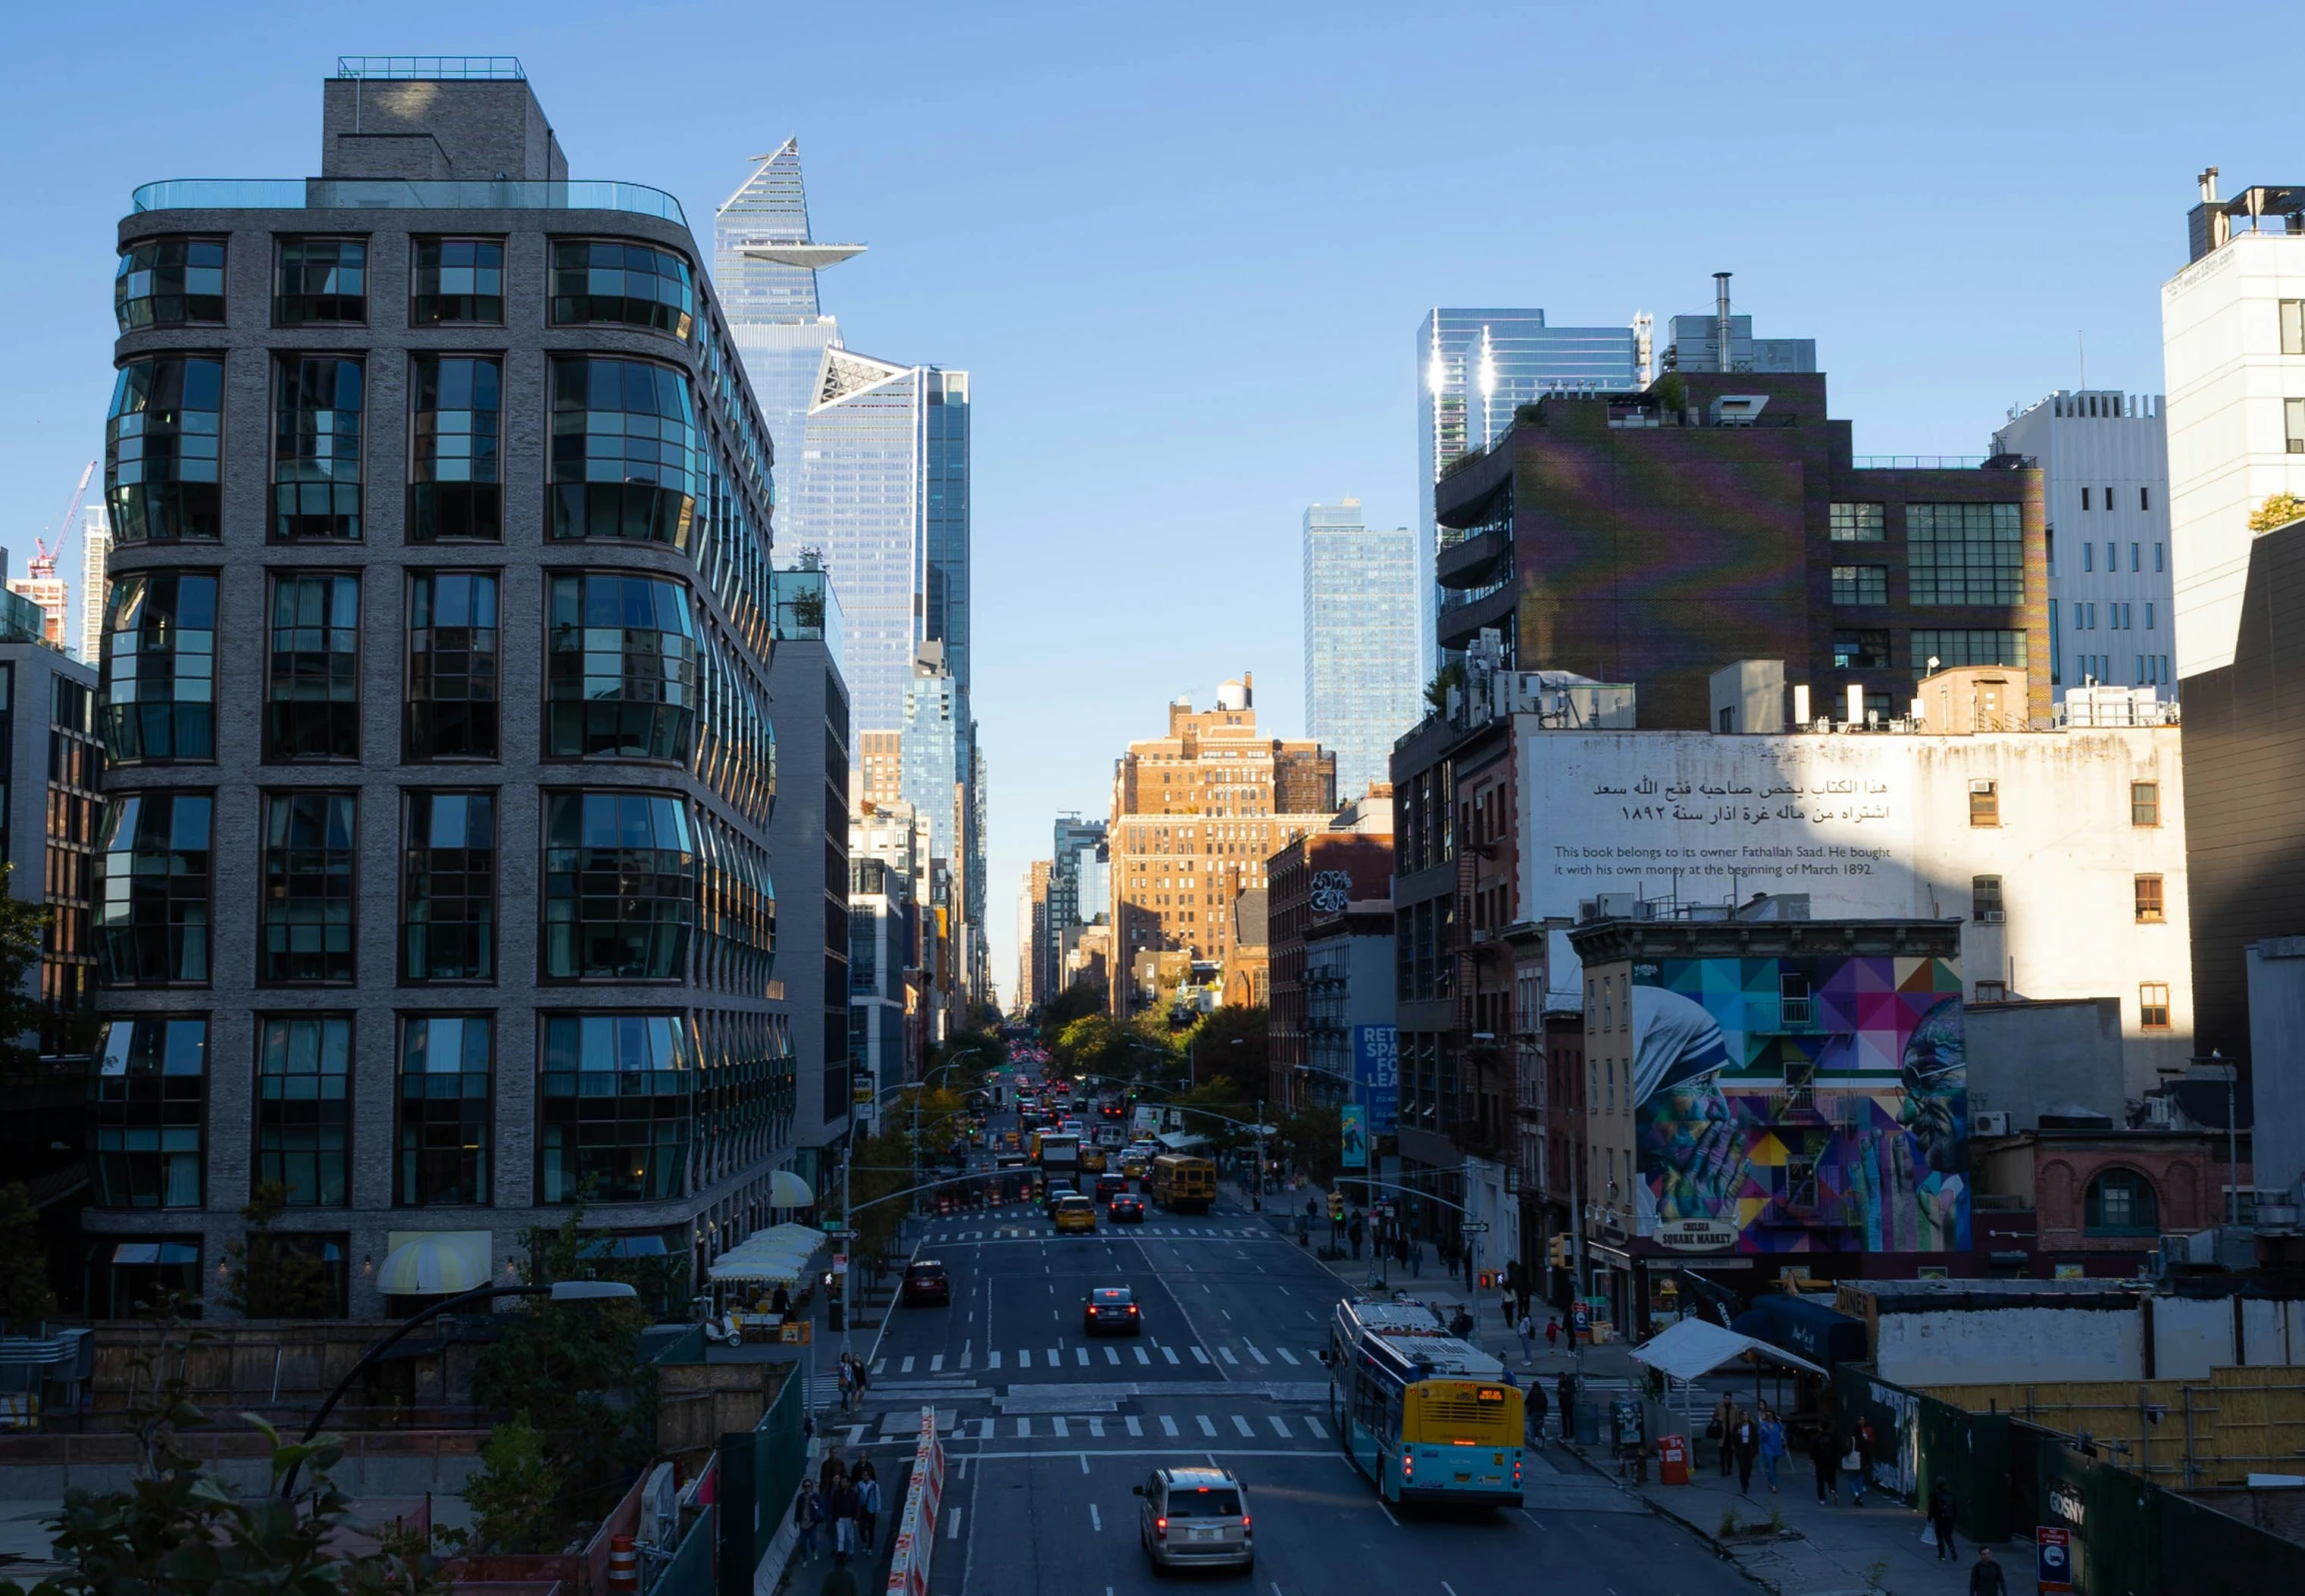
[
  {"xmin": 2035, "ymin": 1526, "xmax": 2072, "ymax": 1592},
  {"xmin": 1461, "ymin": 1221, "xmax": 1489, "ymax": 1233},
  {"xmin": 832, "ymin": 1253, "xmax": 849, "ymax": 1275}
]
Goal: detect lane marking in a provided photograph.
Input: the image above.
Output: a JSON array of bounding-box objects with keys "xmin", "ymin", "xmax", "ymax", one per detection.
[
  {"xmin": 1135, "ymin": 1346, "xmax": 1151, "ymax": 1365},
  {"xmin": 1246, "ymin": 1344, "xmax": 1269, "ymax": 1365},
  {"xmin": 1127, "ymin": 1415, "xmax": 1143, "ymax": 1436},
  {"xmin": 1017, "ymin": 1417, "xmax": 1032, "ymax": 1437},
  {"xmin": 1191, "ymin": 1347, "xmax": 1210, "ymax": 1365},
  {"xmin": 1305, "ymin": 1417, "xmax": 1327, "ymax": 1438},
  {"xmin": 947, "ymin": 1507, "xmax": 962, "ymax": 1540},
  {"xmin": 1276, "ymin": 1347, "xmax": 1299, "ymax": 1365},
  {"xmin": 1219, "ymin": 1347, "xmax": 1239, "ymax": 1365},
  {"xmin": 1105, "ymin": 1345, "xmax": 1121, "ymax": 1365},
  {"xmin": 901, "ymin": 1356, "xmax": 916, "ymax": 1373},
  {"xmin": 990, "ymin": 1349, "xmax": 1003, "ymax": 1369},
  {"xmin": 1163, "ymin": 1345, "xmax": 1181, "ymax": 1365},
  {"xmin": 1268, "ymin": 1416, "xmax": 1290, "ymax": 1438},
  {"xmin": 931, "ymin": 1354, "xmax": 944, "ymax": 1372},
  {"xmin": 1089, "ymin": 1416, "xmax": 1105, "ymax": 1436},
  {"xmin": 1050, "ymin": 1346, "xmax": 1063, "ymax": 1364},
  {"xmin": 1080, "ymin": 1451, "xmax": 1091, "ymax": 1475},
  {"xmin": 1019, "ymin": 1350, "xmax": 1031, "ymax": 1368},
  {"xmin": 1090, "ymin": 1503, "xmax": 1102, "ymax": 1531},
  {"xmin": 872, "ymin": 1360, "xmax": 887, "ymax": 1374},
  {"xmin": 1052, "ymin": 1414, "xmax": 1070, "ymax": 1437},
  {"xmin": 1231, "ymin": 1414, "xmax": 1255, "ymax": 1437},
  {"xmin": 1198, "ymin": 1414, "xmax": 1218, "ymax": 1437},
  {"xmin": 1161, "ymin": 1415, "xmax": 1179, "ymax": 1437},
  {"xmin": 1076, "ymin": 1346, "xmax": 1091, "ymax": 1366}
]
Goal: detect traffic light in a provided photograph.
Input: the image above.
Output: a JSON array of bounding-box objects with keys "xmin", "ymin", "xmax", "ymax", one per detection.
[
  {"xmin": 1548, "ymin": 1234, "xmax": 1571, "ymax": 1268},
  {"xmin": 1477, "ymin": 1269, "xmax": 1497, "ymax": 1290},
  {"xmin": 1327, "ymin": 1192, "xmax": 1344, "ymax": 1222}
]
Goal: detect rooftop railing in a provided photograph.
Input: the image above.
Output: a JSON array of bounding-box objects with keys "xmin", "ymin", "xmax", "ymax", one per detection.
[
  {"xmin": 336, "ymin": 56, "xmax": 525, "ymax": 80},
  {"xmin": 131, "ymin": 177, "xmax": 687, "ymax": 230}
]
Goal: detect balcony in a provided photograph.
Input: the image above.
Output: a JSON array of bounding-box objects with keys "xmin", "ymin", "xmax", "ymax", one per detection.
[
  {"xmin": 131, "ymin": 177, "xmax": 690, "ymax": 229},
  {"xmin": 1435, "ymin": 582, "xmax": 1516, "ymax": 654},
  {"xmin": 1435, "ymin": 525, "xmax": 1510, "ymax": 591}
]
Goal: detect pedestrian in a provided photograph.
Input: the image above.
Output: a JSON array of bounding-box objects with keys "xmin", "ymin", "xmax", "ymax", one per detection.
[
  {"xmin": 1930, "ymin": 1479, "xmax": 1958, "ymax": 1561},
  {"xmin": 1840, "ymin": 1430, "xmax": 1867, "ymax": 1506},
  {"xmin": 854, "ymin": 1354, "xmax": 871, "ymax": 1404},
  {"xmin": 817, "ymin": 1550, "xmax": 860, "ymax": 1596},
  {"xmin": 1809, "ymin": 1427, "xmax": 1838, "ymax": 1506},
  {"xmin": 773, "ymin": 1283, "xmax": 793, "ymax": 1317},
  {"xmin": 1968, "ymin": 1546, "xmax": 2007, "ymax": 1596},
  {"xmin": 819, "ymin": 1451, "xmax": 848, "ymax": 1494},
  {"xmin": 1544, "ymin": 1316, "xmax": 1559, "ymax": 1351},
  {"xmin": 857, "ymin": 1461, "xmax": 883, "ymax": 1553},
  {"xmin": 1709, "ymin": 1395, "xmax": 1735, "ymax": 1477},
  {"xmin": 794, "ymin": 1482, "xmax": 823, "ymax": 1562},
  {"xmin": 1408, "ymin": 1238, "xmax": 1424, "ymax": 1276},
  {"xmin": 1525, "ymin": 1376, "xmax": 1549, "ymax": 1444},
  {"xmin": 832, "ymin": 1474, "xmax": 862, "ymax": 1557},
  {"xmin": 1348, "ymin": 1212, "xmax": 1364, "ymax": 1259},
  {"xmin": 1732, "ymin": 1408, "xmax": 1758, "ymax": 1495},
  {"xmin": 1757, "ymin": 1407, "xmax": 1786, "ymax": 1494},
  {"xmin": 1515, "ymin": 1308, "xmax": 1535, "ymax": 1363},
  {"xmin": 1556, "ymin": 1370, "xmax": 1577, "ymax": 1443}
]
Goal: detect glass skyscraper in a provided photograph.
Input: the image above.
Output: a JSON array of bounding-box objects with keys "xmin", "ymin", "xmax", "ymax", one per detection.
[
  {"xmin": 1415, "ymin": 308, "xmax": 1643, "ymax": 672},
  {"xmin": 1302, "ymin": 500, "xmax": 1419, "ymax": 800}
]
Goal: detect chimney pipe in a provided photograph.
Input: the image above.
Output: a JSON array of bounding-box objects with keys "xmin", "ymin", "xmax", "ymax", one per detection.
[
  {"xmin": 1242, "ymin": 671, "xmax": 1253, "ymax": 708},
  {"xmin": 2198, "ymin": 166, "xmax": 2220, "ymax": 205},
  {"xmin": 1714, "ymin": 272, "xmax": 1733, "ymax": 374}
]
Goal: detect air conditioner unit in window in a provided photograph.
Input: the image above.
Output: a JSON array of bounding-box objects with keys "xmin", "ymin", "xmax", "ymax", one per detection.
[
  {"xmin": 1977, "ymin": 910, "xmax": 2006, "ymax": 923},
  {"xmin": 1972, "ymin": 1111, "xmax": 2010, "ymax": 1136}
]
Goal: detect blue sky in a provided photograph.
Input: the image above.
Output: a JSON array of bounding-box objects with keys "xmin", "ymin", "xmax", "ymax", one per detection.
[{"xmin": 8, "ymin": 1, "xmax": 2303, "ymax": 1002}]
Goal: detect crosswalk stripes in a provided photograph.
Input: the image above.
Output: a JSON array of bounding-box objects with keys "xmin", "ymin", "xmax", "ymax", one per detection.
[
  {"xmin": 902, "ymin": 1356, "xmax": 916, "ymax": 1373},
  {"xmin": 1134, "ymin": 1346, "xmax": 1151, "ymax": 1364},
  {"xmin": 1230, "ymin": 1415, "xmax": 1254, "ymax": 1437},
  {"xmin": 1161, "ymin": 1345, "xmax": 1180, "ymax": 1365},
  {"xmin": 1074, "ymin": 1346, "xmax": 1089, "ymax": 1366},
  {"xmin": 1245, "ymin": 1344, "xmax": 1268, "ymax": 1364},
  {"xmin": 1305, "ymin": 1416, "xmax": 1327, "ymax": 1439},
  {"xmin": 1161, "ymin": 1414, "xmax": 1179, "ymax": 1437},
  {"xmin": 990, "ymin": 1350, "xmax": 1004, "ymax": 1369},
  {"xmin": 1052, "ymin": 1417, "xmax": 1069, "ymax": 1438},
  {"xmin": 1268, "ymin": 1416, "xmax": 1290, "ymax": 1438},
  {"xmin": 1104, "ymin": 1345, "xmax": 1121, "ymax": 1364},
  {"xmin": 1089, "ymin": 1416, "xmax": 1105, "ymax": 1436},
  {"xmin": 922, "ymin": 1342, "xmax": 1326, "ymax": 1369},
  {"xmin": 1190, "ymin": 1347, "xmax": 1210, "ymax": 1364},
  {"xmin": 1197, "ymin": 1414, "xmax": 1218, "ymax": 1437},
  {"xmin": 872, "ymin": 1360, "xmax": 886, "ymax": 1374},
  {"xmin": 1127, "ymin": 1415, "xmax": 1143, "ymax": 1436},
  {"xmin": 1018, "ymin": 1349, "xmax": 1030, "ymax": 1368},
  {"xmin": 1218, "ymin": 1347, "xmax": 1238, "ymax": 1365},
  {"xmin": 1276, "ymin": 1347, "xmax": 1298, "ymax": 1365},
  {"xmin": 932, "ymin": 1354, "xmax": 944, "ymax": 1372}
]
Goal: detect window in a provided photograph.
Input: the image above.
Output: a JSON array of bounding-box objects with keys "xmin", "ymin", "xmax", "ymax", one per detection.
[
  {"xmin": 260, "ymin": 792, "xmax": 356, "ymax": 983},
  {"xmin": 410, "ymin": 356, "xmax": 502, "ymax": 541},
  {"xmin": 256, "ymin": 1015, "xmax": 350, "ymax": 1206},
  {"xmin": 274, "ymin": 357, "xmax": 365, "ymax": 540},
  {"xmin": 99, "ymin": 572, "xmax": 217, "ymax": 763},
  {"xmin": 1831, "ymin": 565, "xmax": 1888, "ymax": 606},
  {"xmin": 1829, "ymin": 503, "xmax": 1885, "ymax": 542},
  {"xmin": 2287, "ymin": 399, "xmax": 2305, "ymax": 455},
  {"xmin": 539, "ymin": 1012, "xmax": 694, "ymax": 1203},
  {"xmin": 1975, "ymin": 980, "xmax": 2007, "ymax": 1002},
  {"xmin": 273, "ymin": 237, "xmax": 366, "ymax": 325},
  {"xmin": 1833, "ymin": 630, "xmax": 1891, "ymax": 671},
  {"xmin": 404, "ymin": 791, "xmax": 496, "ymax": 981},
  {"xmin": 546, "ymin": 573, "xmax": 699, "ymax": 760},
  {"xmin": 115, "ymin": 238, "xmax": 225, "ymax": 330},
  {"xmin": 267, "ymin": 575, "xmax": 360, "ymax": 759},
  {"xmin": 2131, "ymin": 543, "xmax": 2140, "ymax": 572},
  {"xmin": 411, "ymin": 238, "xmax": 504, "ymax": 325},
  {"xmin": 2085, "ymin": 1168, "xmax": 2160, "ymax": 1234},
  {"xmin": 96, "ymin": 792, "xmax": 211, "ymax": 984},
  {"xmin": 1779, "ymin": 972, "xmax": 1813, "ymax": 1026},
  {"xmin": 405, "ymin": 572, "xmax": 499, "ymax": 761},
  {"xmin": 92, "ymin": 1017, "xmax": 206, "ymax": 1208},
  {"xmin": 2139, "ymin": 982, "xmax": 2171, "ymax": 1029},
  {"xmin": 1972, "ymin": 874, "xmax": 2004, "ymax": 919},
  {"xmin": 1969, "ymin": 780, "xmax": 1999, "ymax": 827},
  {"xmin": 2084, "ymin": 543, "xmax": 2093, "ymax": 573},
  {"xmin": 1908, "ymin": 503, "xmax": 2024, "ymax": 605},
  {"xmin": 2135, "ymin": 874, "xmax": 2165, "ymax": 923},
  {"xmin": 2154, "ymin": 543, "xmax": 2164, "ymax": 572},
  {"xmin": 2082, "ymin": 488, "xmax": 2091, "ymax": 512},
  {"xmin": 2131, "ymin": 781, "xmax": 2160, "ymax": 825},
  {"xmin": 2283, "ymin": 299, "xmax": 2305, "ymax": 356},
  {"xmin": 550, "ymin": 240, "xmax": 696, "ymax": 339},
  {"xmin": 549, "ymin": 358, "xmax": 700, "ymax": 547},
  {"xmin": 106, "ymin": 357, "xmax": 223, "ymax": 543},
  {"xmin": 542, "ymin": 791, "xmax": 696, "ymax": 980},
  {"xmin": 398, "ymin": 1014, "xmax": 491, "ymax": 1206},
  {"xmin": 2146, "ymin": 603, "xmax": 2155, "ymax": 631},
  {"xmin": 1910, "ymin": 630, "xmax": 2026, "ymax": 673}
]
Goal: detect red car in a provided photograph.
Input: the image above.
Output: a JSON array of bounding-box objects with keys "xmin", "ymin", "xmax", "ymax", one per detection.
[
  {"xmin": 1109, "ymin": 1194, "xmax": 1146, "ymax": 1224},
  {"xmin": 1085, "ymin": 1285, "xmax": 1142, "ymax": 1335},
  {"xmin": 901, "ymin": 1260, "xmax": 952, "ymax": 1306}
]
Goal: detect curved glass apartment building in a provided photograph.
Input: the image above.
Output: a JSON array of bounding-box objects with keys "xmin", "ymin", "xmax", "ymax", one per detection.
[{"xmin": 86, "ymin": 60, "xmax": 794, "ymax": 1317}]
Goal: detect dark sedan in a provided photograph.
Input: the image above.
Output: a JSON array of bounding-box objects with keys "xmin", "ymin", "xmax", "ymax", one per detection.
[
  {"xmin": 900, "ymin": 1260, "xmax": 952, "ymax": 1306},
  {"xmin": 1108, "ymin": 1193, "xmax": 1146, "ymax": 1223},
  {"xmin": 1084, "ymin": 1285, "xmax": 1143, "ymax": 1335}
]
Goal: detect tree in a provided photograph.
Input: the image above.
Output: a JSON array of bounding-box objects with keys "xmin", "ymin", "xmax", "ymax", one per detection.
[
  {"xmin": 1651, "ymin": 371, "xmax": 1688, "ymax": 415},
  {"xmin": 1036, "ymin": 980, "xmax": 1105, "ymax": 1041},
  {"xmin": 840, "ymin": 1124, "xmax": 917, "ymax": 1268},
  {"xmin": 1278, "ymin": 1103, "xmax": 1343, "ymax": 1189},
  {"xmin": 2250, "ymin": 491, "xmax": 2305, "ymax": 535},
  {"xmin": 468, "ymin": 1209, "xmax": 655, "ymax": 1537},
  {"xmin": 1423, "ymin": 662, "xmax": 1464, "ymax": 713},
  {"xmin": 461, "ymin": 1413, "xmax": 563, "ymax": 1554},
  {"xmin": 221, "ymin": 1182, "xmax": 336, "ymax": 1320},
  {"xmin": 930, "ymin": 1027, "xmax": 1004, "ymax": 1077},
  {"xmin": 0, "ymin": 1181, "xmax": 56, "ymax": 1326},
  {"xmin": 0, "ymin": 864, "xmax": 54, "ymax": 1071},
  {"xmin": 1175, "ymin": 1005, "xmax": 1268, "ymax": 1098}
]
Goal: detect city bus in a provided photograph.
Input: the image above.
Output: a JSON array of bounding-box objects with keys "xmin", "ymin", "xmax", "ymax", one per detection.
[
  {"xmin": 1322, "ymin": 1298, "xmax": 1523, "ymax": 1508},
  {"xmin": 1147, "ymin": 1153, "xmax": 1216, "ymax": 1212}
]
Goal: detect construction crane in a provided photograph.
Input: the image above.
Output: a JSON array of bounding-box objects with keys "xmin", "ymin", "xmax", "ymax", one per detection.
[{"xmin": 52, "ymin": 460, "xmax": 96, "ymax": 553}]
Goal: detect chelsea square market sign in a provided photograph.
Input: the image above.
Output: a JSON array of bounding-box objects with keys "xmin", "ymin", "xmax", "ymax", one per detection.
[{"xmin": 1520, "ymin": 734, "xmax": 1930, "ymax": 916}]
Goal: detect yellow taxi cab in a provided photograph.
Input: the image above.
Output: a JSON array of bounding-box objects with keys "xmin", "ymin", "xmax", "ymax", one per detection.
[
  {"xmin": 1121, "ymin": 1156, "xmax": 1148, "ymax": 1179},
  {"xmin": 1053, "ymin": 1194, "xmax": 1099, "ymax": 1233},
  {"xmin": 1082, "ymin": 1147, "xmax": 1109, "ymax": 1173}
]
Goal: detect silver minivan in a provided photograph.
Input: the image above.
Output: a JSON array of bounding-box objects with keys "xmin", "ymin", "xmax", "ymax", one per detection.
[{"xmin": 1134, "ymin": 1466, "xmax": 1252, "ymax": 1573}]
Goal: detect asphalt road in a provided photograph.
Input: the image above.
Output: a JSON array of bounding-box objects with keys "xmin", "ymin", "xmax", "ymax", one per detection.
[{"xmin": 822, "ymin": 1106, "xmax": 1751, "ymax": 1596}]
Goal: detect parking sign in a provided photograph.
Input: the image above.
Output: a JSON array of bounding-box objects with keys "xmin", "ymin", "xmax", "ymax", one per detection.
[{"xmin": 2035, "ymin": 1526, "xmax": 2072, "ymax": 1592}]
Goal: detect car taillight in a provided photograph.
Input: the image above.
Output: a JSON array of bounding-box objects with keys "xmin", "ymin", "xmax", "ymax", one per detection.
[
  {"xmin": 1153, "ymin": 1517, "xmax": 1167, "ymax": 1540},
  {"xmin": 1240, "ymin": 1515, "xmax": 1251, "ymax": 1532},
  {"xmin": 1402, "ymin": 1452, "xmax": 1414, "ymax": 1478},
  {"xmin": 1128, "ymin": 1304, "xmax": 1139, "ymax": 1314}
]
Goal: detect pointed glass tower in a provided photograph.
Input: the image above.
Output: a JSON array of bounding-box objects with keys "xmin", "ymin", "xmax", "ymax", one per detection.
[{"xmin": 713, "ymin": 139, "xmax": 866, "ymax": 517}]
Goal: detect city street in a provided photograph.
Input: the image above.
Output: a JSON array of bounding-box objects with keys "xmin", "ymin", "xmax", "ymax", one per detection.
[{"xmin": 821, "ymin": 1129, "xmax": 1749, "ymax": 1596}]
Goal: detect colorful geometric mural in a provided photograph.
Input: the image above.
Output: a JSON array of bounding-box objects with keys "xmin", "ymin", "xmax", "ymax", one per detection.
[{"xmin": 1630, "ymin": 954, "xmax": 1969, "ymax": 1254}]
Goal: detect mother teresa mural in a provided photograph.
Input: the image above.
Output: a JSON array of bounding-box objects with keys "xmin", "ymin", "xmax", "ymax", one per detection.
[{"xmin": 1631, "ymin": 955, "xmax": 1969, "ymax": 1254}]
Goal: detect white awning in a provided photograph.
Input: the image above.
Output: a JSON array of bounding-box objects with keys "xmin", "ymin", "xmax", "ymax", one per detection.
[
  {"xmin": 707, "ymin": 1220, "xmax": 827, "ymax": 1283},
  {"xmin": 770, "ymin": 1169, "xmax": 816, "ymax": 1207},
  {"xmin": 379, "ymin": 1230, "xmax": 493, "ymax": 1296},
  {"xmin": 1628, "ymin": 1315, "xmax": 1827, "ymax": 1383}
]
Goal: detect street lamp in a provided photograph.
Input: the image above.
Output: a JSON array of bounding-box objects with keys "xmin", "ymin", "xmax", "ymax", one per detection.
[{"xmin": 280, "ymin": 1278, "xmax": 638, "ymax": 1496}]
